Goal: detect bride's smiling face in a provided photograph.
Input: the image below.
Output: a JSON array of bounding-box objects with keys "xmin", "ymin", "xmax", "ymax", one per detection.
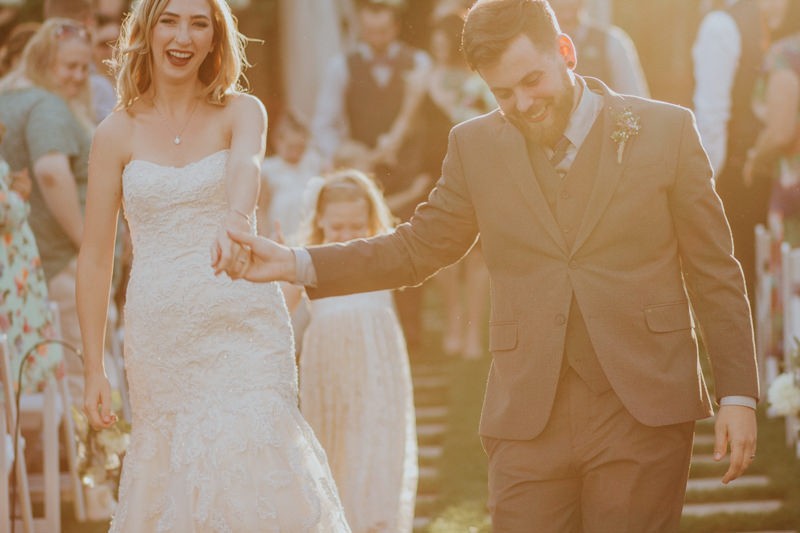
[{"xmin": 151, "ymin": 0, "xmax": 215, "ymax": 82}]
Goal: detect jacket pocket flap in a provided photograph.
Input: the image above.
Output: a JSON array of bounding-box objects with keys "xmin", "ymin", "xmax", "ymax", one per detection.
[
  {"xmin": 489, "ymin": 322, "xmax": 518, "ymax": 351},
  {"xmin": 644, "ymin": 301, "xmax": 693, "ymax": 333}
]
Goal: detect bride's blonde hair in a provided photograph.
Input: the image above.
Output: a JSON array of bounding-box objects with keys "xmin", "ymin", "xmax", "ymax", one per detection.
[
  {"xmin": 113, "ymin": 0, "xmax": 249, "ymax": 109},
  {"xmin": 0, "ymin": 18, "xmax": 95, "ymax": 131}
]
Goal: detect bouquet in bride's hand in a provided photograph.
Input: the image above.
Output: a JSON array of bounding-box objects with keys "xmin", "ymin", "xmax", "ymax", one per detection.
[{"xmin": 72, "ymin": 389, "xmax": 131, "ymax": 501}]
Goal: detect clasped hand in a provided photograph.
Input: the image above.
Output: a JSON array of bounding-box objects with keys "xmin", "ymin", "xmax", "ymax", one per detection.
[
  {"xmin": 211, "ymin": 210, "xmax": 255, "ymax": 278},
  {"xmin": 215, "ymin": 228, "xmax": 296, "ymax": 283}
]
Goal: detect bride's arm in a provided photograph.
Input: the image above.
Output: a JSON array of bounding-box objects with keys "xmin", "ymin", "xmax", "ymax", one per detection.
[
  {"xmin": 76, "ymin": 113, "xmax": 125, "ymax": 430},
  {"xmin": 212, "ymin": 93, "xmax": 267, "ymax": 276}
]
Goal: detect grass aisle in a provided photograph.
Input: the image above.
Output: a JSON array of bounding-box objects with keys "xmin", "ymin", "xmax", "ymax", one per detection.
[{"xmin": 424, "ymin": 355, "xmax": 491, "ymax": 533}]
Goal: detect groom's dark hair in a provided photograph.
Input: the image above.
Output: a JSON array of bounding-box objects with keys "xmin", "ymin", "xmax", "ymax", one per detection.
[{"xmin": 462, "ymin": 0, "xmax": 561, "ymax": 71}]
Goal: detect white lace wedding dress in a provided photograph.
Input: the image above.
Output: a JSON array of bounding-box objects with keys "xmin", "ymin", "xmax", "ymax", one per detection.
[{"xmin": 114, "ymin": 149, "xmax": 350, "ymax": 532}]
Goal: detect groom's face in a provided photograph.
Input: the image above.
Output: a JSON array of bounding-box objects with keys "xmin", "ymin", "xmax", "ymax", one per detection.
[{"xmin": 480, "ymin": 33, "xmax": 577, "ymax": 146}]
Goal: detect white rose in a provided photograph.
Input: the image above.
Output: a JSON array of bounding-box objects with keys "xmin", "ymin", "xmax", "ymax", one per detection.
[{"xmin": 767, "ymin": 373, "xmax": 800, "ymax": 416}]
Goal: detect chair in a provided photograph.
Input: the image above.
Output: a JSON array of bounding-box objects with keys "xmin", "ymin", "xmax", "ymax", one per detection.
[
  {"xmin": 41, "ymin": 301, "xmax": 86, "ymax": 522},
  {"xmin": 0, "ymin": 333, "xmax": 35, "ymax": 533},
  {"xmin": 1, "ymin": 396, "xmax": 11, "ymax": 531},
  {"xmin": 14, "ymin": 301, "xmax": 88, "ymax": 532},
  {"xmin": 779, "ymin": 243, "xmax": 800, "ymax": 456},
  {"xmin": 754, "ymin": 224, "xmax": 777, "ymax": 395}
]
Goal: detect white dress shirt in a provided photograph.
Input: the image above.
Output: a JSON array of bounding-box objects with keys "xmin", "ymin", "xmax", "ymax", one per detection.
[
  {"xmin": 544, "ymin": 76, "xmax": 604, "ymax": 173},
  {"xmin": 692, "ymin": 10, "xmax": 742, "ymax": 176}
]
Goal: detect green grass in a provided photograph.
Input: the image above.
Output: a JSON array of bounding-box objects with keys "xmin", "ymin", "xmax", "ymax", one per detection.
[{"xmin": 419, "ymin": 355, "xmax": 491, "ymax": 531}]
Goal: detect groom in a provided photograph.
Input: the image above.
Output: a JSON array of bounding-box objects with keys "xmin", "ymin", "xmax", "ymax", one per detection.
[{"xmin": 228, "ymin": 0, "xmax": 758, "ymax": 530}]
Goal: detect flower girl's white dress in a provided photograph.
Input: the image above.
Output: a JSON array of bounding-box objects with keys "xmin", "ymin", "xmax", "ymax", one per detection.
[
  {"xmin": 300, "ymin": 290, "xmax": 418, "ymax": 532},
  {"xmin": 113, "ymin": 149, "xmax": 350, "ymax": 532}
]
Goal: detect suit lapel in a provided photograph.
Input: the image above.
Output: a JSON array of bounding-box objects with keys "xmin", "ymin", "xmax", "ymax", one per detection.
[
  {"xmin": 497, "ymin": 119, "xmax": 569, "ymax": 255},
  {"xmin": 570, "ymin": 82, "xmax": 630, "ymax": 254}
]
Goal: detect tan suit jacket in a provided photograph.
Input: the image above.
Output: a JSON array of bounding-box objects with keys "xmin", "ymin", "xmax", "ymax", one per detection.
[{"xmin": 307, "ymin": 78, "xmax": 758, "ymax": 440}]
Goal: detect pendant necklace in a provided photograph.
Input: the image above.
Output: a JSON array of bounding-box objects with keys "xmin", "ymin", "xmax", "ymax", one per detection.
[{"xmin": 153, "ymin": 97, "xmax": 200, "ymax": 146}]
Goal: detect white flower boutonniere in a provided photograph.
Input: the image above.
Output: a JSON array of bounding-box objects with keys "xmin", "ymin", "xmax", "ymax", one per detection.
[{"xmin": 610, "ymin": 108, "xmax": 641, "ymax": 164}]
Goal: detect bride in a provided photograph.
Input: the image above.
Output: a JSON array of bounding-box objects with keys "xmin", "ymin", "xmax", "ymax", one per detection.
[{"xmin": 76, "ymin": 0, "xmax": 350, "ymax": 530}]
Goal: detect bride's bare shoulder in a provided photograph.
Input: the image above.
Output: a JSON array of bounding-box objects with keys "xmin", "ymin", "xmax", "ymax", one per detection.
[
  {"xmin": 225, "ymin": 92, "xmax": 267, "ymax": 122},
  {"xmin": 93, "ymin": 109, "xmax": 135, "ymax": 167}
]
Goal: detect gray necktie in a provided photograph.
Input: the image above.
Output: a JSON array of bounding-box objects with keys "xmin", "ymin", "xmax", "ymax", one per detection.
[{"xmin": 549, "ymin": 135, "xmax": 571, "ymax": 168}]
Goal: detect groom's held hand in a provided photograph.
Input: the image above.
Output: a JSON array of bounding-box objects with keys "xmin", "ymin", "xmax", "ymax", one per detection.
[
  {"xmin": 226, "ymin": 230, "xmax": 296, "ymax": 283},
  {"xmin": 714, "ymin": 404, "xmax": 757, "ymax": 484},
  {"xmin": 213, "ymin": 211, "xmax": 252, "ymax": 277}
]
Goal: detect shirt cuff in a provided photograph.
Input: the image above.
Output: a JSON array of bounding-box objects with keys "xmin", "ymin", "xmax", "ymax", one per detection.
[
  {"xmin": 719, "ymin": 395, "xmax": 757, "ymax": 410},
  {"xmin": 292, "ymin": 247, "xmax": 318, "ymax": 287}
]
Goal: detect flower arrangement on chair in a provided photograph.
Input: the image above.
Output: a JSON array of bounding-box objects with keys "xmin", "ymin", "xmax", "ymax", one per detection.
[
  {"xmin": 768, "ymin": 342, "xmax": 800, "ymax": 417},
  {"xmin": 768, "ymin": 372, "xmax": 800, "ymax": 417},
  {"xmin": 71, "ymin": 389, "xmax": 131, "ymax": 520}
]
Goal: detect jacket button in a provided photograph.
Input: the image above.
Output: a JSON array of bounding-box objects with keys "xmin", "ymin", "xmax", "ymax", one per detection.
[
  {"xmin": 560, "ymin": 190, "xmax": 570, "ymax": 199},
  {"xmin": 569, "ymin": 260, "xmax": 578, "ymax": 269},
  {"xmin": 555, "ymin": 314, "xmax": 566, "ymax": 325}
]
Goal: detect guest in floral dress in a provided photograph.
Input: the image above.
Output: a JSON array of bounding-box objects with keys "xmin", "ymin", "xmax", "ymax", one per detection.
[{"xmin": 0, "ymin": 144, "xmax": 63, "ymax": 393}]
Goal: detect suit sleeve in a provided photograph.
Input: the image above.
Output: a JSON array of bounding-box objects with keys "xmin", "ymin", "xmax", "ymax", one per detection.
[
  {"xmin": 307, "ymin": 128, "xmax": 480, "ymax": 299},
  {"xmin": 670, "ymin": 107, "xmax": 759, "ymax": 401}
]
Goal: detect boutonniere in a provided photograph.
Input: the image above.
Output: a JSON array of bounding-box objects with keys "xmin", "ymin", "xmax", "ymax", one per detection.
[{"xmin": 610, "ymin": 107, "xmax": 641, "ymax": 164}]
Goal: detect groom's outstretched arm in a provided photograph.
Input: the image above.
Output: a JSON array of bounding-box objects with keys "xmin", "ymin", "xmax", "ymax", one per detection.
[
  {"xmin": 305, "ymin": 130, "xmax": 480, "ymax": 298},
  {"xmin": 229, "ymin": 129, "xmax": 481, "ymax": 296}
]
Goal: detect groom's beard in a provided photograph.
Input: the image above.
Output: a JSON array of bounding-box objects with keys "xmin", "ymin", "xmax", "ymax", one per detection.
[{"xmin": 506, "ymin": 68, "xmax": 575, "ymax": 147}]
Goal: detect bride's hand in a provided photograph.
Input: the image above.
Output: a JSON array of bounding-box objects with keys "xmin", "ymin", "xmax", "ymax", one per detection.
[
  {"xmin": 212, "ymin": 210, "xmax": 252, "ymax": 277},
  {"xmin": 226, "ymin": 229, "xmax": 297, "ymax": 283},
  {"xmin": 83, "ymin": 371, "xmax": 117, "ymax": 430}
]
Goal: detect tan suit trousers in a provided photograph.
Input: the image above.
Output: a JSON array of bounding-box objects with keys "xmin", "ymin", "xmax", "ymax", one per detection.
[{"xmin": 482, "ymin": 369, "xmax": 695, "ymax": 533}]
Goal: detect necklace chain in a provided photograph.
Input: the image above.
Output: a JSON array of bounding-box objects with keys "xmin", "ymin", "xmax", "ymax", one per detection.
[{"xmin": 153, "ymin": 98, "xmax": 200, "ymax": 146}]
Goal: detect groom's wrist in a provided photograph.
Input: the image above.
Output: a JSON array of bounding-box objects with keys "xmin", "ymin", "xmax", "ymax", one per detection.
[
  {"xmin": 291, "ymin": 247, "xmax": 318, "ymax": 287},
  {"xmin": 719, "ymin": 396, "xmax": 757, "ymax": 410}
]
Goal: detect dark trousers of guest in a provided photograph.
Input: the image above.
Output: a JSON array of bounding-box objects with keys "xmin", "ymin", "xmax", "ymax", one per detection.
[
  {"xmin": 393, "ymin": 286, "xmax": 423, "ymax": 353},
  {"xmin": 481, "ymin": 367, "xmax": 695, "ymax": 533},
  {"xmin": 376, "ymin": 137, "xmax": 429, "ymax": 356}
]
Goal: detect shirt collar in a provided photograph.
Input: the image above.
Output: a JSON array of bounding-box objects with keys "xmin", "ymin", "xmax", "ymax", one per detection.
[{"xmin": 562, "ymin": 75, "xmax": 603, "ymax": 150}]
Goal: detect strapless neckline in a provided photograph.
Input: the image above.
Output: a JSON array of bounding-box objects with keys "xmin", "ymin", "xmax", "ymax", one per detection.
[{"xmin": 124, "ymin": 148, "xmax": 229, "ymax": 173}]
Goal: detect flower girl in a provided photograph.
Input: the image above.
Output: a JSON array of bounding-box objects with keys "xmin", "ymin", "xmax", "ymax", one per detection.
[{"xmin": 294, "ymin": 170, "xmax": 418, "ymax": 532}]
